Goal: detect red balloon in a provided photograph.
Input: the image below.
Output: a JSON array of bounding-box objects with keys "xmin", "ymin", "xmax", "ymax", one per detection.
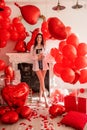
[
  {"xmin": 27, "ymin": 28, "xmax": 40, "ymax": 51},
  {"xmin": 0, "ymin": 29, "xmax": 10, "ymax": 41},
  {"xmin": 0, "ymin": 106, "xmax": 11, "ymax": 116},
  {"xmin": 61, "ymin": 68, "xmax": 75, "ymax": 83},
  {"xmin": 49, "ymin": 104, "xmax": 65, "ymax": 117},
  {"xmin": 77, "ymin": 43, "xmax": 87, "ymax": 56},
  {"xmin": 17, "ymin": 106, "xmax": 31, "ymax": 118},
  {"xmin": 41, "ymin": 21, "xmax": 51, "ymax": 40},
  {"xmin": 12, "ymin": 17, "xmax": 21, "ymax": 24},
  {"xmin": 0, "ymin": 0, "xmax": 5, "ymax": 7},
  {"xmin": 14, "ymin": 40, "xmax": 27, "ymax": 52},
  {"xmin": 65, "ymin": 26, "xmax": 72, "ymax": 37},
  {"xmin": 79, "ymin": 69, "xmax": 87, "ymax": 83},
  {"xmin": 50, "ymin": 48, "xmax": 59, "ymax": 58},
  {"xmin": 75, "ymin": 56, "xmax": 87, "ymax": 70},
  {"xmin": 14, "ymin": 23, "xmax": 25, "ymax": 33},
  {"xmin": 15, "ymin": 3, "xmax": 41, "ymax": 25},
  {"xmin": 0, "ymin": 40, "xmax": 7, "ymax": 48},
  {"xmin": 79, "ymin": 88, "xmax": 85, "ymax": 93},
  {"xmin": 62, "ymin": 57, "xmax": 74, "ymax": 68},
  {"xmin": 18, "ymin": 31, "xmax": 28, "ymax": 40},
  {"xmin": 48, "ymin": 17, "xmax": 67, "ymax": 40},
  {"xmin": 66, "ymin": 33, "xmax": 79, "ymax": 48},
  {"xmin": 53, "ymin": 63, "xmax": 64, "ymax": 77},
  {"xmin": 72, "ymin": 71, "xmax": 80, "ymax": 84},
  {"xmin": 10, "ymin": 30, "xmax": 19, "ymax": 41},
  {"xmin": 55, "ymin": 53, "xmax": 63, "ymax": 63},
  {"xmin": 3, "ymin": 6, "xmax": 11, "ymax": 17},
  {"xmin": 59, "ymin": 41, "xmax": 66, "ymax": 52},
  {"xmin": 0, "ymin": 59, "xmax": 6, "ymax": 71},
  {"xmin": 62, "ymin": 44, "xmax": 77, "ymax": 60},
  {"xmin": 1, "ymin": 110, "xmax": 19, "ymax": 124},
  {"xmin": 5, "ymin": 65, "xmax": 14, "ymax": 81},
  {"xmin": 1, "ymin": 18, "xmax": 11, "ymax": 29},
  {"xmin": 1, "ymin": 82, "xmax": 29, "ymax": 107}
]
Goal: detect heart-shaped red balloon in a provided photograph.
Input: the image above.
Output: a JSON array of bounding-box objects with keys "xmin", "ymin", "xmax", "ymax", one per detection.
[
  {"xmin": 48, "ymin": 17, "xmax": 67, "ymax": 40},
  {"xmin": 1, "ymin": 82, "xmax": 29, "ymax": 107},
  {"xmin": 5, "ymin": 65, "xmax": 14, "ymax": 81},
  {"xmin": 0, "ymin": 106, "xmax": 11, "ymax": 116},
  {"xmin": 1, "ymin": 110, "xmax": 19, "ymax": 124},
  {"xmin": 49, "ymin": 104, "xmax": 65, "ymax": 117},
  {"xmin": 15, "ymin": 3, "xmax": 41, "ymax": 25},
  {"xmin": 16, "ymin": 106, "xmax": 31, "ymax": 118}
]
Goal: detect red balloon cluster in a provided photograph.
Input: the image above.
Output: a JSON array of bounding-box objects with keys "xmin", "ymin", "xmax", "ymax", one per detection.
[
  {"xmin": 0, "ymin": 1, "xmax": 28, "ymax": 49},
  {"xmin": 0, "ymin": 105, "xmax": 31, "ymax": 124},
  {"xmin": 0, "ymin": 82, "xmax": 31, "ymax": 124},
  {"xmin": 51, "ymin": 32, "xmax": 87, "ymax": 84},
  {"xmin": 0, "ymin": 2, "xmax": 11, "ymax": 48}
]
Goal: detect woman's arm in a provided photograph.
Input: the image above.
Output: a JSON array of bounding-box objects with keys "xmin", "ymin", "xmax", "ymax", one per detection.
[{"xmin": 30, "ymin": 45, "xmax": 38, "ymax": 60}]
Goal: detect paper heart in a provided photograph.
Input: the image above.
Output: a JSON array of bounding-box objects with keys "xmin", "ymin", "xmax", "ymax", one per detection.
[
  {"xmin": 1, "ymin": 82, "xmax": 29, "ymax": 107},
  {"xmin": 15, "ymin": 3, "xmax": 41, "ymax": 25}
]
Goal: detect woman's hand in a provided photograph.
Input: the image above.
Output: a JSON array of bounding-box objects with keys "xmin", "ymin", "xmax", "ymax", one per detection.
[{"xmin": 38, "ymin": 53, "xmax": 44, "ymax": 60}]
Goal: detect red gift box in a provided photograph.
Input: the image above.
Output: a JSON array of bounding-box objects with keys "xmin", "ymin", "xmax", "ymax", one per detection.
[
  {"xmin": 64, "ymin": 94, "xmax": 87, "ymax": 114},
  {"xmin": 64, "ymin": 95, "xmax": 77, "ymax": 112},
  {"xmin": 78, "ymin": 97, "xmax": 86, "ymax": 113}
]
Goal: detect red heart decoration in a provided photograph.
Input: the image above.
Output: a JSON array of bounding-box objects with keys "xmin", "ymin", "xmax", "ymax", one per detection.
[
  {"xmin": 15, "ymin": 3, "xmax": 41, "ymax": 25},
  {"xmin": 1, "ymin": 82, "xmax": 29, "ymax": 107}
]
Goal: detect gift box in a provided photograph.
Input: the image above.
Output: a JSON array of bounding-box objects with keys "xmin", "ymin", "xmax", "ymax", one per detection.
[
  {"xmin": 64, "ymin": 89, "xmax": 87, "ymax": 114},
  {"xmin": 77, "ymin": 89, "xmax": 87, "ymax": 114},
  {"xmin": 64, "ymin": 95, "xmax": 77, "ymax": 112},
  {"xmin": 78, "ymin": 97, "xmax": 86, "ymax": 113}
]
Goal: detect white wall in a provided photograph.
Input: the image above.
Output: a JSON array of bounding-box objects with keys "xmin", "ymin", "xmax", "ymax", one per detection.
[{"xmin": 1, "ymin": 0, "xmax": 87, "ymax": 63}]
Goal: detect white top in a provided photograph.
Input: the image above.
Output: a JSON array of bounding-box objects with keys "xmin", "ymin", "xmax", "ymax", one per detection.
[{"xmin": 30, "ymin": 45, "xmax": 49, "ymax": 71}]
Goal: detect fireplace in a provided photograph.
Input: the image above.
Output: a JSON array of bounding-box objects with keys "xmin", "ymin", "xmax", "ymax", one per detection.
[
  {"xmin": 6, "ymin": 53, "xmax": 54, "ymax": 94},
  {"xmin": 18, "ymin": 63, "xmax": 49, "ymax": 92}
]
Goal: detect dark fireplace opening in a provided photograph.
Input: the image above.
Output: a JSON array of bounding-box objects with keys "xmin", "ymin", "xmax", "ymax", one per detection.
[{"xmin": 18, "ymin": 63, "xmax": 49, "ymax": 93}]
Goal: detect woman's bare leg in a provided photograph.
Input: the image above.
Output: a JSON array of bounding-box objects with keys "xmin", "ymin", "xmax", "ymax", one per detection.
[{"xmin": 35, "ymin": 70, "xmax": 48, "ymax": 107}]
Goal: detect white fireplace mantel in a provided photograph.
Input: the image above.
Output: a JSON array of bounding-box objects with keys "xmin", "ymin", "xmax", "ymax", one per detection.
[{"xmin": 6, "ymin": 53, "xmax": 33, "ymax": 70}]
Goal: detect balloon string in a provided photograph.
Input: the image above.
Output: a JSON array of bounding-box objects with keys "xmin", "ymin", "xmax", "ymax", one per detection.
[{"xmin": 14, "ymin": 2, "xmax": 21, "ymax": 8}]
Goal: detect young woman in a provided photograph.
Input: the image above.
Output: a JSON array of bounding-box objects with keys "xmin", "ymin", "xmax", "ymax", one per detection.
[{"xmin": 30, "ymin": 33, "xmax": 49, "ymax": 107}]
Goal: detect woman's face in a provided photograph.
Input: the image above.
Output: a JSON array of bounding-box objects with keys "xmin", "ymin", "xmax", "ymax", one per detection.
[{"xmin": 37, "ymin": 35, "xmax": 42, "ymax": 44}]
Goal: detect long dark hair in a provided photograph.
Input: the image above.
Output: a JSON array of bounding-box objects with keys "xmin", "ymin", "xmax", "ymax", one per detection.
[{"xmin": 33, "ymin": 33, "xmax": 44, "ymax": 49}]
